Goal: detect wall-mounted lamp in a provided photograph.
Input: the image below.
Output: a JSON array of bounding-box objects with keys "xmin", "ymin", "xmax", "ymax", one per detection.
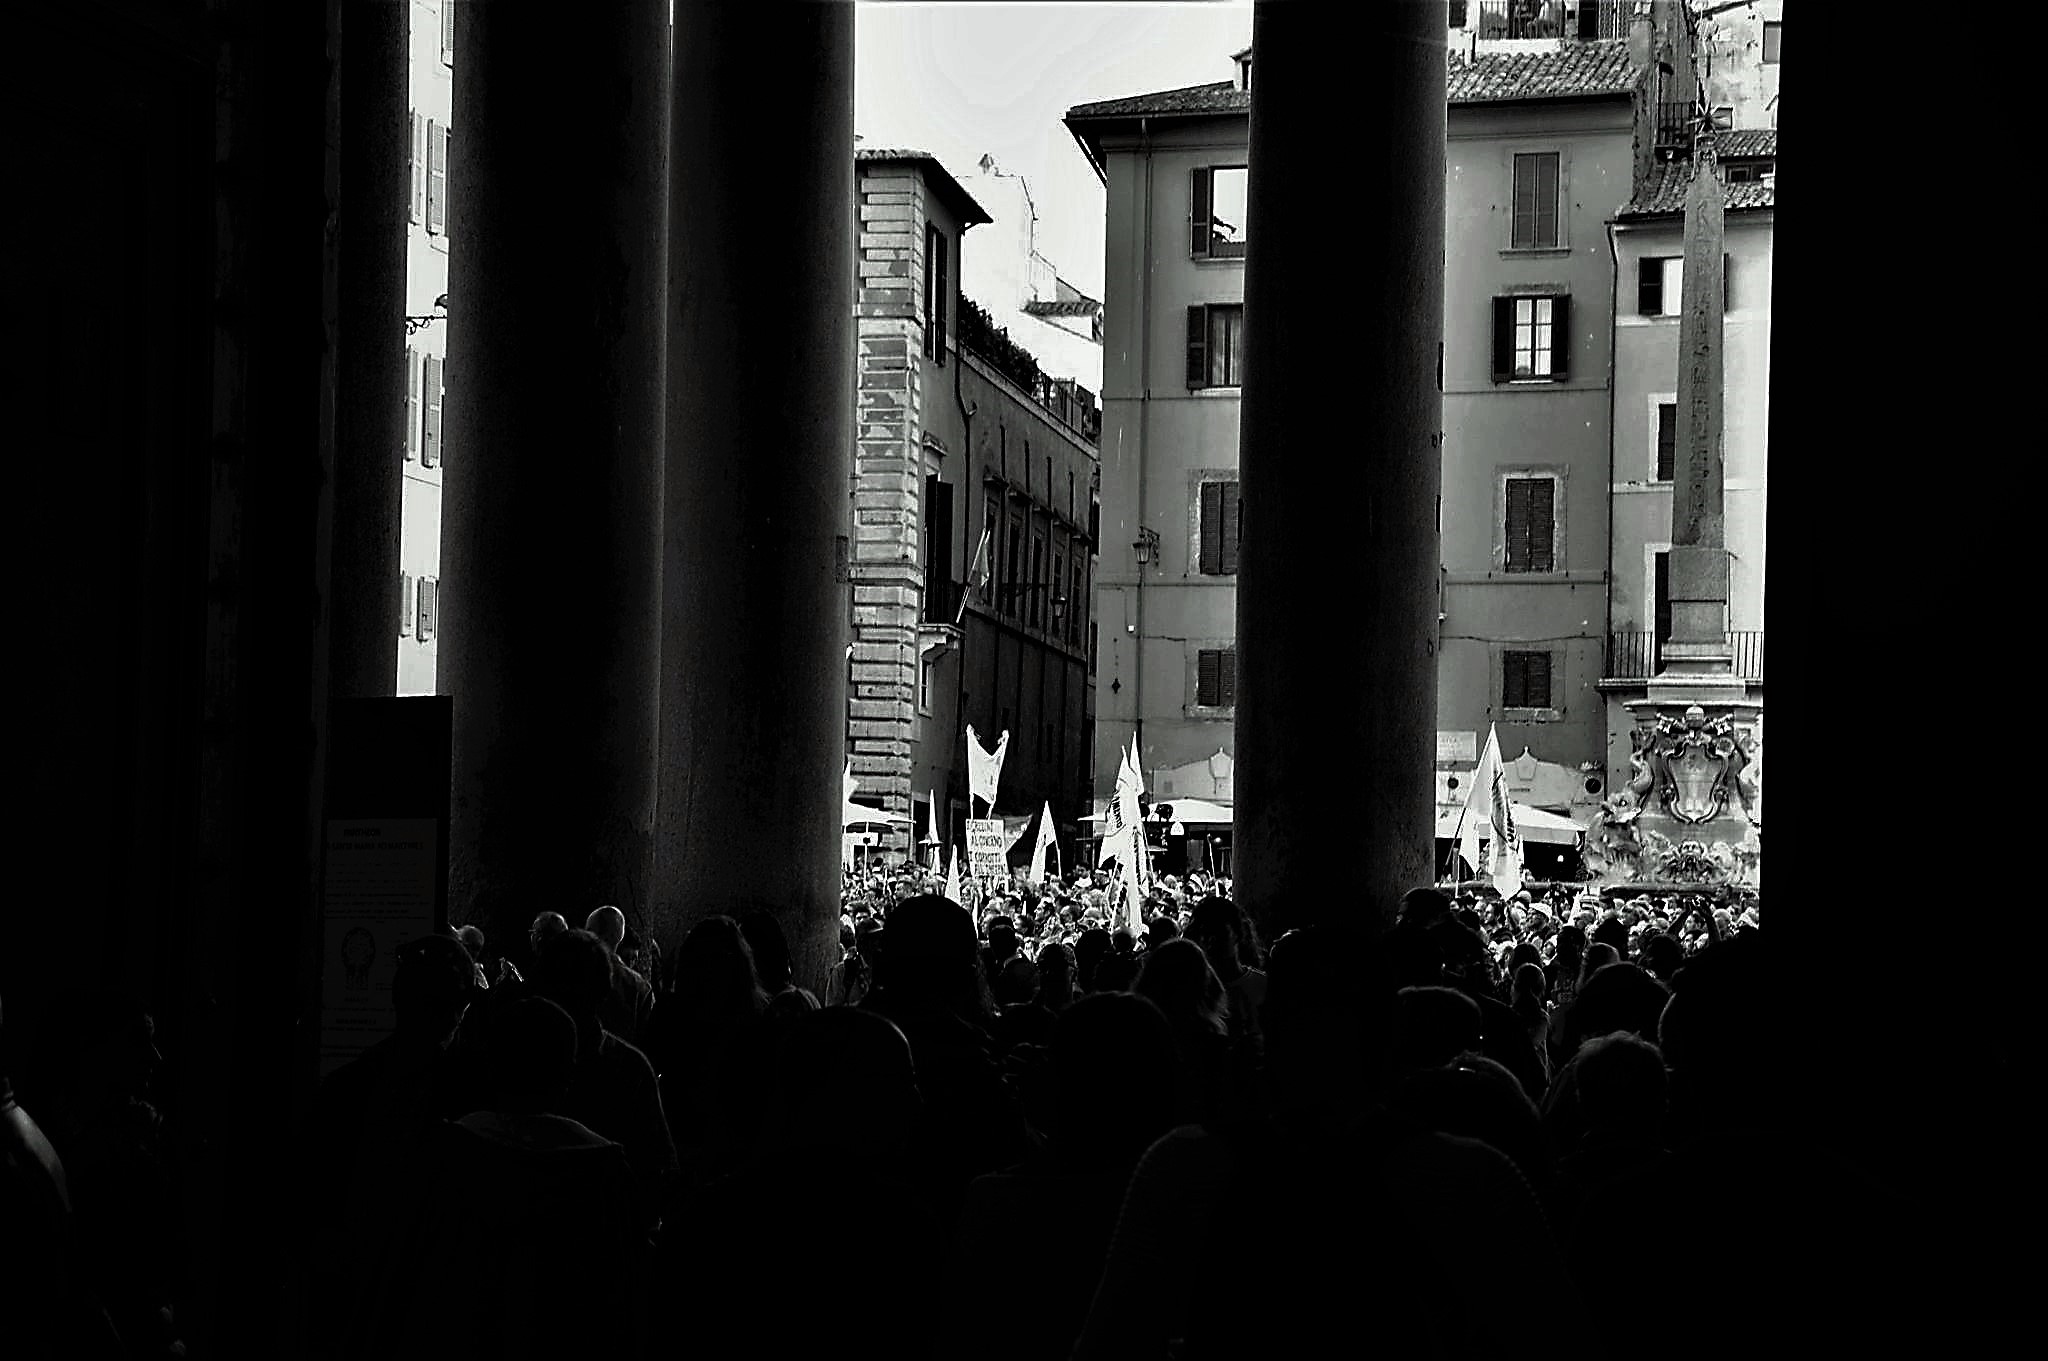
[
  {"xmin": 1133, "ymin": 527, "xmax": 1160, "ymax": 567},
  {"xmin": 404, "ymin": 293, "xmax": 450, "ymax": 337}
]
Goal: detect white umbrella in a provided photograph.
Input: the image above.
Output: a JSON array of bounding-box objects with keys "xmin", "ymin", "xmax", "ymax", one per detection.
[
  {"xmin": 844, "ymin": 801, "xmax": 914, "ymax": 829},
  {"xmin": 1434, "ymin": 802, "xmax": 1583, "ymax": 846}
]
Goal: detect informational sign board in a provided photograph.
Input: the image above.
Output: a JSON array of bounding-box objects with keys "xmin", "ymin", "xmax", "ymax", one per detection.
[
  {"xmin": 1437, "ymin": 730, "xmax": 1477, "ymax": 764},
  {"xmin": 317, "ymin": 697, "xmax": 451, "ymax": 1077},
  {"xmin": 966, "ymin": 818, "xmax": 1008, "ymax": 881}
]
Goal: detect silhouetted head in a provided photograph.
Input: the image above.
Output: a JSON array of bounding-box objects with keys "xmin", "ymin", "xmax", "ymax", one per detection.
[
  {"xmin": 988, "ymin": 921, "xmax": 1020, "ymax": 961},
  {"xmin": 532, "ymin": 929, "xmax": 614, "ymax": 1029},
  {"xmin": 876, "ymin": 895, "xmax": 994, "ymax": 1022},
  {"xmin": 1073, "ymin": 928, "xmax": 1113, "ymax": 992},
  {"xmin": 1592, "ymin": 916, "xmax": 1632, "ymax": 956},
  {"xmin": 672, "ymin": 916, "xmax": 767, "ymax": 1020},
  {"xmin": 1134, "ymin": 938, "xmax": 1228, "ymax": 1033},
  {"xmin": 1050, "ymin": 992, "xmax": 1178, "ymax": 1171},
  {"xmin": 737, "ymin": 909, "xmax": 796, "ymax": 993},
  {"xmin": 1581, "ymin": 943, "xmax": 1621, "ymax": 982},
  {"xmin": 1394, "ymin": 986, "xmax": 1484, "ymax": 1072},
  {"xmin": 1513, "ymin": 962, "xmax": 1546, "ymax": 1002},
  {"xmin": 1146, "ymin": 915, "xmax": 1181, "ymax": 949},
  {"xmin": 1571, "ymin": 961, "xmax": 1669, "ymax": 1047},
  {"xmin": 1575, "ymin": 1031, "xmax": 1668, "ymax": 1140},
  {"xmin": 1383, "ymin": 922, "xmax": 1446, "ymax": 991},
  {"xmin": 456, "ymin": 924, "xmax": 487, "ymax": 962},
  {"xmin": 392, "ymin": 933, "xmax": 477, "ymax": 1039},
  {"xmin": 1187, "ymin": 895, "xmax": 1262, "ymax": 974},
  {"xmin": 529, "ymin": 912, "xmax": 570, "ymax": 955},
  {"xmin": 1092, "ymin": 952, "xmax": 1142, "ymax": 993},
  {"xmin": 1033, "ymin": 941, "xmax": 1077, "ymax": 1008},
  {"xmin": 584, "ymin": 905, "xmax": 627, "ymax": 952},
  {"xmin": 1555, "ymin": 925, "xmax": 1586, "ymax": 960},
  {"xmin": 763, "ymin": 1008, "xmax": 920, "ymax": 1158},
  {"xmin": 1639, "ymin": 933, "xmax": 1683, "ymax": 982},
  {"xmin": 482, "ymin": 997, "xmax": 580, "ymax": 1115},
  {"xmin": 1397, "ymin": 887, "xmax": 1454, "ymax": 932}
]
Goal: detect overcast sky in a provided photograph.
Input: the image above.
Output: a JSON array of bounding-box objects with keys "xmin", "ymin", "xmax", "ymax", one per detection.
[{"xmin": 855, "ymin": 2, "xmax": 1254, "ymax": 300}]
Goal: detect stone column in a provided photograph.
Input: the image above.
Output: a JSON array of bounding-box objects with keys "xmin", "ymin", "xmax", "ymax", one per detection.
[
  {"xmin": 1231, "ymin": 1, "xmax": 1445, "ymax": 940},
  {"xmin": 440, "ymin": 0, "xmax": 669, "ymax": 956},
  {"xmin": 328, "ymin": 0, "xmax": 408, "ymax": 699},
  {"xmin": 658, "ymin": 4, "xmax": 855, "ymax": 992}
]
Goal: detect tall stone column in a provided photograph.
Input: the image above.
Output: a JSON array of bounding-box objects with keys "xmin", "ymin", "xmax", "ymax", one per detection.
[
  {"xmin": 658, "ymin": 4, "xmax": 854, "ymax": 991},
  {"xmin": 328, "ymin": 0, "xmax": 408, "ymax": 699},
  {"xmin": 440, "ymin": 0, "xmax": 669, "ymax": 955},
  {"xmin": 1231, "ymin": 1, "xmax": 1445, "ymax": 939}
]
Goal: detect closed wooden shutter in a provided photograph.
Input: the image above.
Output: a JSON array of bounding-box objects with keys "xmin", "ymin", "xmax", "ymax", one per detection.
[
  {"xmin": 1219, "ymin": 649, "xmax": 1236, "ymax": 707},
  {"xmin": 1656, "ymin": 403, "xmax": 1676, "ymax": 481},
  {"xmin": 1186, "ymin": 306, "xmax": 1208, "ymax": 388},
  {"xmin": 1548, "ymin": 295, "xmax": 1571, "ymax": 379},
  {"xmin": 1491, "ymin": 297, "xmax": 1514, "ymax": 381},
  {"xmin": 1505, "ymin": 477, "xmax": 1554, "ymax": 572},
  {"xmin": 427, "ymin": 121, "xmax": 446, "ymax": 233},
  {"xmin": 1504, "ymin": 651, "xmax": 1552, "ymax": 708},
  {"xmin": 1512, "ymin": 156, "xmax": 1536, "ymax": 248},
  {"xmin": 1198, "ymin": 649, "xmax": 1221, "ymax": 706},
  {"xmin": 404, "ymin": 348, "xmax": 418, "ymax": 460},
  {"xmin": 1534, "ymin": 154, "xmax": 1559, "ymax": 246},
  {"xmin": 423, "ymin": 355, "xmax": 442, "ymax": 466},
  {"xmin": 409, "ymin": 113, "xmax": 425, "ymax": 224},
  {"xmin": 418, "ymin": 577, "xmax": 434, "ymax": 640},
  {"xmin": 1191, "ymin": 167, "xmax": 1213, "ymax": 257},
  {"xmin": 922, "ymin": 226, "xmax": 936, "ymax": 358},
  {"xmin": 1200, "ymin": 482, "xmax": 1223, "ymax": 573},
  {"xmin": 1638, "ymin": 257, "xmax": 1661, "ymax": 315},
  {"xmin": 1219, "ymin": 482, "xmax": 1241, "ymax": 574},
  {"xmin": 441, "ymin": 0, "xmax": 455, "ymax": 61},
  {"xmin": 1722, "ymin": 253, "xmax": 1732, "ymax": 310},
  {"xmin": 399, "ymin": 572, "xmax": 413, "ymax": 635}
]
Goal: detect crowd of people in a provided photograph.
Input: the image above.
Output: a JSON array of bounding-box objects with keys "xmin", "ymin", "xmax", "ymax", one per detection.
[{"xmin": 3, "ymin": 864, "xmax": 1769, "ymax": 1359}]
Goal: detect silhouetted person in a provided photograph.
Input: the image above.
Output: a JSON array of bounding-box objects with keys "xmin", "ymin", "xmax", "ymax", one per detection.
[
  {"xmin": 1543, "ymin": 962, "xmax": 1670, "ymax": 1163},
  {"xmin": 585, "ymin": 905, "xmax": 655, "ymax": 1045},
  {"xmin": 983, "ymin": 918, "xmax": 1038, "ymax": 1006},
  {"xmin": 1429, "ymin": 919, "xmax": 1549, "ymax": 1103},
  {"xmin": 737, "ymin": 908, "xmax": 821, "ymax": 1019},
  {"xmin": 366, "ymin": 997, "xmax": 648, "ymax": 1360},
  {"xmin": 527, "ymin": 910, "xmax": 569, "ymax": 972},
  {"xmin": 1638, "ymin": 931, "xmax": 1683, "ymax": 985},
  {"xmin": 23, "ymin": 994, "xmax": 183, "ymax": 1361},
  {"xmin": 1073, "ymin": 928, "xmax": 1113, "ymax": 995},
  {"xmin": 998, "ymin": 941, "xmax": 1076, "ymax": 1050},
  {"xmin": 824, "ymin": 918, "xmax": 881, "ymax": 1008},
  {"xmin": 1186, "ymin": 896, "xmax": 1267, "ymax": 1047},
  {"xmin": 1145, "ymin": 914, "xmax": 1181, "ymax": 950},
  {"xmin": 1135, "ymin": 939, "xmax": 1239, "ymax": 1125},
  {"xmin": 955, "ymin": 993, "xmax": 1180, "ymax": 1360},
  {"xmin": 0, "ymin": 992, "xmax": 123, "ymax": 1359},
  {"xmin": 643, "ymin": 915, "xmax": 767, "ymax": 1191},
  {"xmin": 530, "ymin": 929, "xmax": 676, "ymax": 1217}
]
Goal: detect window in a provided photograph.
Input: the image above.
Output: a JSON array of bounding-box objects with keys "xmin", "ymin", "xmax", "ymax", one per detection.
[
  {"xmin": 981, "ymin": 502, "xmax": 1000, "ymax": 604},
  {"xmin": 1190, "ymin": 167, "xmax": 1249, "ymax": 259},
  {"xmin": 1762, "ymin": 20, "xmax": 1780, "ymax": 63},
  {"xmin": 918, "ymin": 650, "xmax": 937, "ymax": 716},
  {"xmin": 1636, "ymin": 256, "xmax": 1730, "ymax": 315},
  {"xmin": 1052, "ymin": 550, "xmax": 1065, "ymax": 632},
  {"xmin": 404, "ymin": 348, "xmax": 419, "ymax": 461},
  {"xmin": 1447, "ymin": 1, "xmax": 1468, "ymax": 26},
  {"xmin": 1197, "ymin": 649, "xmax": 1237, "ymax": 708},
  {"xmin": 1005, "ymin": 513, "xmax": 1024, "ymax": 617},
  {"xmin": 1510, "ymin": 152, "xmax": 1560, "ymax": 249},
  {"xmin": 1070, "ymin": 557, "xmax": 1086, "ymax": 645},
  {"xmin": 409, "ymin": 113, "xmax": 425, "ymax": 225},
  {"xmin": 399, "ymin": 572, "xmax": 414, "ymax": 637},
  {"xmin": 1491, "ymin": 295, "xmax": 1570, "ymax": 382},
  {"xmin": 1503, "ymin": 476, "xmax": 1556, "ymax": 573},
  {"xmin": 1030, "ymin": 533, "xmax": 1046, "ymax": 628},
  {"xmin": 422, "ymin": 355, "xmax": 443, "ymax": 467},
  {"xmin": 1502, "ymin": 651, "xmax": 1552, "ymax": 709},
  {"xmin": 1655, "ymin": 403, "xmax": 1676, "ymax": 482},
  {"xmin": 1199, "ymin": 480, "xmax": 1242, "ymax": 575},
  {"xmin": 923, "ymin": 225, "xmax": 949, "ymax": 362},
  {"xmin": 417, "ymin": 576, "xmax": 439, "ymax": 642},
  {"xmin": 441, "ymin": 0, "xmax": 455, "ymax": 65},
  {"xmin": 1186, "ymin": 304, "xmax": 1244, "ymax": 389},
  {"xmin": 427, "ymin": 120, "xmax": 448, "ymax": 235}
]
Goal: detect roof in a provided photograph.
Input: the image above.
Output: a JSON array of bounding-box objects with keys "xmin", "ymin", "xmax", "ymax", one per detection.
[
  {"xmin": 1712, "ymin": 127, "xmax": 1777, "ymax": 159},
  {"xmin": 855, "ymin": 147, "xmax": 992, "ymax": 227},
  {"xmin": 1445, "ymin": 40, "xmax": 1640, "ymax": 104},
  {"xmin": 1618, "ymin": 157, "xmax": 1775, "ymax": 218},
  {"xmin": 1066, "ymin": 80, "xmax": 1248, "ymax": 121}
]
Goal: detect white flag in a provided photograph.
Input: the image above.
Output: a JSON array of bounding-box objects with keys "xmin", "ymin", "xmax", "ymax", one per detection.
[
  {"xmin": 1028, "ymin": 801, "xmax": 1056, "ymax": 886},
  {"xmin": 956, "ymin": 526, "xmax": 993, "ymax": 626},
  {"xmin": 966, "ymin": 725, "xmax": 1010, "ymax": 813},
  {"xmin": 1477, "ymin": 724, "xmax": 1522, "ymax": 897},
  {"xmin": 943, "ymin": 846, "xmax": 962, "ymax": 905}
]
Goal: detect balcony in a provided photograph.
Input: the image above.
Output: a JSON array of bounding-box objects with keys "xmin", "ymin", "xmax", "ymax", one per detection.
[
  {"xmin": 1655, "ymin": 100, "xmax": 1699, "ymax": 156},
  {"xmin": 1604, "ymin": 631, "xmax": 1764, "ymax": 682},
  {"xmin": 1459, "ymin": 1, "xmax": 1633, "ymax": 41}
]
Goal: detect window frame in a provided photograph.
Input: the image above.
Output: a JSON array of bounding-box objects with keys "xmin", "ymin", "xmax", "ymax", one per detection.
[
  {"xmin": 1499, "ymin": 470, "xmax": 1563, "ymax": 575},
  {"xmin": 440, "ymin": 0, "xmax": 455, "ymax": 66},
  {"xmin": 923, "ymin": 223, "xmax": 949, "ymax": 364},
  {"xmin": 1508, "ymin": 150, "xmax": 1564, "ymax": 251},
  {"xmin": 1500, "ymin": 649, "xmax": 1557, "ymax": 715},
  {"xmin": 1189, "ymin": 165, "xmax": 1250, "ymax": 260},
  {"xmin": 1191, "ymin": 646, "xmax": 1238, "ymax": 712},
  {"xmin": 1490, "ymin": 293, "xmax": 1571, "ymax": 384},
  {"xmin": 1195, "ymin": 477, "xmax": 1242, "ymax": 576},
  {"xmin": 1762, "ymin": 20, "xmax": 1781, "ymax": 64},
  {"xmin": 1185, "ymin": 303, "xmax": 1245, "ymax": 390},
  {"xmin": 426, "ymin": 120, "xmax": 448, "ymax": 238},
  {"xmin": 421, "ymin": 353, "xmax": 443, "ymax": 468},
  {"xmin": 1650, "ymin": 394, "xmax": 1678, "ymax": 483}
]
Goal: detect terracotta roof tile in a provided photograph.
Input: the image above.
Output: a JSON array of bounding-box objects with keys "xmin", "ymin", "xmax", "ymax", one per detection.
[
  {"xmin": 1066, "ymin": 81, "xmax": 1248, "ymax": 120},
  {"xmin": 1712, "ymin": 127, "xmax": 1777, "ymax": 159},
  {"xmin": 1619, "ymin": 158, "xmax": 1775, "ymax": 217},
  {"xmin": 1445, "ymin": 39, "xmax": 1640, "ymax": 103}
]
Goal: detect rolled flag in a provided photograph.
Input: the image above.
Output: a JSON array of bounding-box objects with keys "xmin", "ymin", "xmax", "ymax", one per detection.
[
  {"xmin": 1028, "ymin": 800, "xmax": 1056, "ymax": 886},
  {"xmin": 966, "ymin": 724, "xmax": 1010, "ymax": 814},
  {"xmin": 924, "ymin": 790, "xmax": 941, "ymax": 871},
  {"xmin": 943, "ymin": 845, "xmax": 962, "ymax": 905}
]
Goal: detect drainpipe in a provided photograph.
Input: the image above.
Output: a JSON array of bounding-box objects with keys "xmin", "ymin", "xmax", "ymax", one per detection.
[
  {"xmin": 1133, "ymin": 115, "xmax": 1154, "ymax": 769},
  {"xmin": 953, "ymin": 326, "xmax": 978, "ymax": 847},
  {"xmin": 1603, "ymin": 216, "xmax": 1621, "ymax": 765}
]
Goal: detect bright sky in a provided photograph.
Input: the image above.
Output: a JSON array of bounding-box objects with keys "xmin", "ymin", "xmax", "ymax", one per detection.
[{"xmin": 855, "ymin": 1, "xmax": 1254, "ymax": 301}]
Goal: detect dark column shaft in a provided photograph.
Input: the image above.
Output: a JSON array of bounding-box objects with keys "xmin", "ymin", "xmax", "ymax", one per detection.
[
  {"xmin": 441, "ymin": 0, "xmax": 669, "ymax": 952},
  {"xmin": 328, "ymin": 0, "xmax": 407, "ymax": 698},
  {"xmin": 1232, "ymin": 1, "xmax": 1445, "ymax": 939},
  {"xmin": 658, "ymin": 4, "xmax": 854, "ymax": 990}
]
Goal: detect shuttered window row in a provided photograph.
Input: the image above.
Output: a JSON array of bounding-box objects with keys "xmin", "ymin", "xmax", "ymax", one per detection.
[
  {"xmin": 1197, "ymin": 648, "xmax": 1237, "ymax": 709},
  {"xmin": 1199, "ymin": 480, "xmax": 1241, "ymax": 575},
  {"xmin": 1503, "ymin": 476, "xmax": 1555, "ymax": 573},
  {"xmin": 1491, "ymin": 295, "xmax": 1570, "ymax": 383},
  {"xmin": 1503, "ymin": 651, "xmax": 1552, "ymax": 709}
]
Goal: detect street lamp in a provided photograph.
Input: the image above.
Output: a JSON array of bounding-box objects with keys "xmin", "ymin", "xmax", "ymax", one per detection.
[{"xmin": 404, "ymin": 293, "xmax": 449, "ymax": 337}]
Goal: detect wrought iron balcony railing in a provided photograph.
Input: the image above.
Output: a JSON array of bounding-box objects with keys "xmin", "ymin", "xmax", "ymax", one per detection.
[
  {"xmin": 1605, "ymin": 630, "xmax": 1764, "ymax": 682},
  {"xmin": 1460, "ymin": 1, "xmax": 1633, "ymax": 41}
]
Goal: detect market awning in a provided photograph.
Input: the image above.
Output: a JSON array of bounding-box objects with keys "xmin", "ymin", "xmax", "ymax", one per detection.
[{"xmin": 1434, "ymin": 802, "xmax": 1584, "ymax": 846}]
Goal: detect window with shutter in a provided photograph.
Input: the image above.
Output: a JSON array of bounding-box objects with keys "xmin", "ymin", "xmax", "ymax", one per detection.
[
  {"xmin": 409, "ymin": 113, "xmax": 425, "ymax": 225},
  {"xmin": 1190, "ymin": 167, "xmax": 1212, "ymax": 257},
  {"xmin": 1511, "ymin": 153, "xmax": 1560, "ymax": 249},
  {"xmin": 1507, "ymin": 297, "xmax": 1565, "ymax": 380},
  {"xmin": 1195, "ymin": 649, "xmax": 1237, "ymax": 708},
  {"xmin": 423, "ymin": 355, "xmax": 442, "ymax": 467},
  {"xmin": 427, "ymin": 121, "xmax": 447, "ymax": 234},
  {"xmin": 1207, "ymin": 306, "xmax": 1243, "ymax": 387},
  {"xmin": 1722, "ymin": 253, "xmax": 1732, "ymax": 311},
  {"xmin": 418, "ymin": 577, "xmax": 435, "ymax": 641},
  {"xmin": 404, "ymin": 349, "xmax": 419, "ymax": 461},
  {"xmin": 1656, "ymin": 403, "xmax": 1676, "ymax": 481},
  {"xmin": 1504, "ymin": 476, "xmax": 1556, "ymax": 573},
  {"xmin": 935, "ymin": 231, "xmax": 949, "ymax": 361},
  {"xmin": 1007, "ymin": 515, "xmax": 1024, "ymax": 617},
  {"xmin": 1030, "ymin": 534, "xmax": 1045, "ymax": 628},
  {"xmin": 399, "ymin": 573, "xmax": 413, "ymax": 636},
  {"xmin": 1638, "ymin": 257, "xmax": 1663, "ymax": 316},
  {"xmin": 1199, "ymin": 481, "xmax": 1241, "ymax": 575},
  {"xmin": 1762, "ymin": 20, "xmax": 1780, "ymax": 63},
  {"xmin": 1503, "ymin": 651, "xmax": 1552, "ymax": 709},
  {"xmin": 441, "ymin": 0, "xmax": 455, "ymax": 64},
  {"xmin": 1186, "ymin": 306, "xmax": 1207, "ymax": 388},
  {"xmin": 1548, "ymin": 294, "xmax": 1570, "ymax": 378},
  {"xmin": 1491, "ymin": 297, "xmax": 1515, "ymax": 381}
]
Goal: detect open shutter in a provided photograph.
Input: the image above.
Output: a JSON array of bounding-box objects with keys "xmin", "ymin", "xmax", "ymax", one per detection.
[
  {"xmin": 399, "ymin": 573, "xmax": 413, "ymax": 636},
  {"xmin": 1190, "ymin": 167, "xmax": 1213, "ymax": 257},
  {"xmin": 1219, "ymin": 650, "xmax": 1236, "ymax": 707},
  {"xmin": 426, "ymin": 120, "xmax": 443, "ymax": 233},
  {"xmin": 1504, "ymin": 480, "xmax": 1531, "ymax": 569},
  {"xmin": 404, "ymin": 348, "xmax": 418, "ymax": 460},
  {"xmin": 1722, "ymin": 253, "xmax": 1732, "ymax": 310},
  {"xmin": 1219, "ymin": 483, "xmax": 1241, "ymax": 575},
  {"xmin": 1638, "ymin": 257, "xmax": 1661, "ymax": 315},
  {"xmin": 1535, "ymin": 154, "xmax": 1559, "ymax": 247},
  {"xmin": 409, "ymin": 113, "xmax": 425, "ymax": 224},
  {"xmin": 1200, "ymin": 483, "xmax": 1223, "ymax": 573},
  {"xmin": 417, "ymin": 577, "xmax": 432, "ymax": 640},
  {"xmin": 1528, "ymin": 478, "xmax": 1555, "ymax": 570},
  {"xmin": 1548, "ymin": 294, "xmax": 1571, "ymax": 379},
  {"xmin": 441, "ymin": 0, "xmax": 455, "ymax": 62},
  {"xmin": 935, "ymin": 232, "xmax": 948, "ymax": 359},
  {"xmin": 1491, "ymin": 297, "xmax": 1514, "ymax": 381},
  {"xmin": 422, "ymin": 355, "xmax": 441, "ymax": 466},
  {"xmin": 1186, "ymin": 306, "xmax": 1208, "ymax": 388},
  {"xmin": 1503, "ymin": 654, "xmax": 1524, "ymax": 709}
]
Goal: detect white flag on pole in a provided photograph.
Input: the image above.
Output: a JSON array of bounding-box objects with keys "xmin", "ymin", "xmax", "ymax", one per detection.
[
  {"xmin": 966, "ymin": 725, "xmax": 1010, "ymax": 813},
  {"xmin": 943, "ymin": 845, "xmax": 962, "ymax": 904},
  {"xmin": 955, "ymin": 526, "xmax": 992, "ymax": 626},
  {"xmin": 1475, "ymin": 724, "xmax": 1523, "ymax": 897},
  {"xmin": 1028, "ymin": 801, "xmax": 1056, "ymax": 886}
]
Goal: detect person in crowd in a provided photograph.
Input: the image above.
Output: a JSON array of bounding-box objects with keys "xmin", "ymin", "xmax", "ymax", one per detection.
[
  {"xmin": 1542, "ymin": 961, "xmax": 1671, "ymax": 1162},
  {"xmin": 1638, "ymin": 931, "xmax": 1683, "ymax": 985},
  {"xmin": 1073, "ymin": 927, "xmax": 1114, "ymax": 994},
  {"xmin": 1419, "ymin": 907, "xmax": 1548, "ymax": 1103},
  {"xmin": 528, "ymin": 929, "xmax": 677, "ymax": 1218},
  {"xmin": 364, "ymin": 996, "xmax": 649, "ymax": 1360},
  {"xmin": 1510, "ymin": 961, "xmax": 1551, "ymax": 1067},
  {"xmin": 585, "ymin": 905, "xmax": 656, "ymax": 1046},
  {"xmin": 454, "ymin": 924, "xmax": 493, "ymax": 992},
  {"xmin": 982, "ymin": 917, "xmax": 1039, "ymax": 1007},
  {"xmin": 639, "ymin": 915, "xmax": 766, "ymax": 1191},
  {"xmin": 737, "ymin": 909, "xmax": 821, "ymax": 1020},
  {"xmin": 1134, "ymin": 939, "xmax": 1238, "ymax": 1126},
  {"xmin": 998, "ymin": 940, "xmax": 1076, "ymax": 1051},
  {"xmin": 1145, "ymin": 914, "xmax": 1181, "ymax": 951},
  {"xmin": 527, "ymin": 911, "xmax": 569, "ymax": 968},
  {"xmin": 1185, "ymin": 895, "xmax": 1268, "ymax": 1048},
  {"xmin": 954, "ymin": 994, "xmax": 1181, "ymax": 1360},
  {"xmin": 824, "ymin": 917, "xmax": 883, "ymax": 1009}
]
